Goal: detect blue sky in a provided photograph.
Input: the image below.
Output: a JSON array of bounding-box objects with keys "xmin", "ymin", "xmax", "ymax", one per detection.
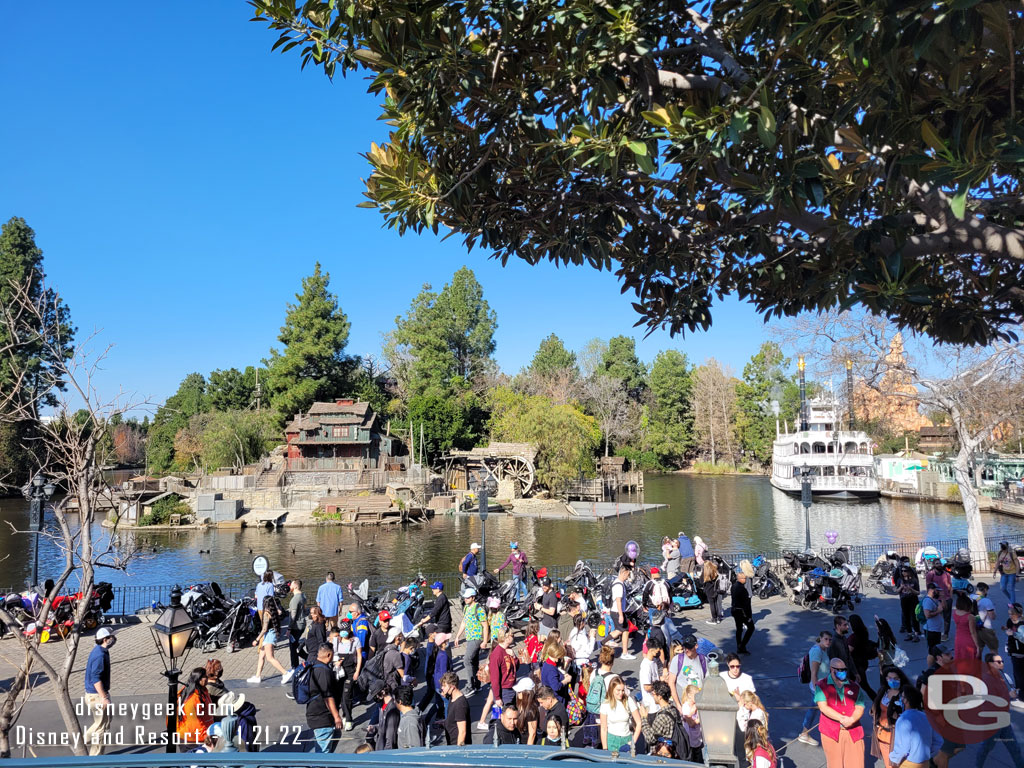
[{"xmin": 0, "ymin": 3, "xmax": 770, "ymax": 409}]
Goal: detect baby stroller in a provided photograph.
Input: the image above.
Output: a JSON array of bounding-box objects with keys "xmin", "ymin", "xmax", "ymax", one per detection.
[
  {"xmin": 202, "ymin": 595, "xmax": 259, "ymax": 652},
  {"xmin": 182, "ymin": 583, "xmax": 233, "ymax": 649},
  {"xmin": 751, "ymin": 555, "xmax": 783, "ymax": 599},
  {"xmin": 668, "ymin": 572, "xmax": 705, "ymax": 612},
  {"xmin": 868, "ymin": 552, "xmax": 902, "ymax": 595}
]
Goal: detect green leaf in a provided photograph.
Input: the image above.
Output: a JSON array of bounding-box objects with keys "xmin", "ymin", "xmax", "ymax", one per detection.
[
  {"xmin": 950, "ymin": 187, "xmax": 967, "ymax": 220},
  {"xmin": 758, "ymin": 105, "xmax": 776, "ymax": 133},
  {"xmin": 641, "ymin": 110, "xmax": 670, "ymax": 128},
  {"xmin": 921, "ymin": 121, "xmax": 946, "ymax": 155},
  {"xmin": 628, "ymin": 140, "xmax": 647, "ymax": 157},
  {"xmin": 570, "ymin": 125, "xmax": 592, "ymax": 139},
  {"xmin": 635, "ymin": 153, "xmax": 655, "ymax": 175}
]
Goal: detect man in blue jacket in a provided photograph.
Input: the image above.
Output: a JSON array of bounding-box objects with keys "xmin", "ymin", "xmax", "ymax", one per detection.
[
  {"xmin": 84, "ymin": 628, "xmax": 116, "ymax": 756},
  {"xmin": 459, "ymin": 543, "xmax": 481, "ymax": 580}
]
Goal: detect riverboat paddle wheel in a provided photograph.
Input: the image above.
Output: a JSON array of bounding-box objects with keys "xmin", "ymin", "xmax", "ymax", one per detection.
[{"xmin": 437, "ymin": 442, "xmax": 538, "ymax": 497}]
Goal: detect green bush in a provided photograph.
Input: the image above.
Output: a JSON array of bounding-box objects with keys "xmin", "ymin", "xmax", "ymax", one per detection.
[
  {"xmin": 690, "ymin": 461, "xmax": 734, "ymax": 475},
  {"xmin": 138, "ymin": 497, "xmax": 191, "ymax": 526}
]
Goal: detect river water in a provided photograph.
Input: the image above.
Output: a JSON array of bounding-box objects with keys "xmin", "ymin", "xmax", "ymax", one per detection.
[{"xmin": 1, "ymin": 474, "xmax": 1021, "ymax": 590}]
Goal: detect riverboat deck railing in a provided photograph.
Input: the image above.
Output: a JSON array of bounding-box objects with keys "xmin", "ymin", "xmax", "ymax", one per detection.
[{"xmin": 6, "ymin": 533, "xmax": 1024, "ymax": 617}]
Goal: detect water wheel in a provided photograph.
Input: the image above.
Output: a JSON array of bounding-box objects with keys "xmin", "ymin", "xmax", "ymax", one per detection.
[{"xmin": 496, "ymin": 456, "xmax": 535, "ymax": 496}]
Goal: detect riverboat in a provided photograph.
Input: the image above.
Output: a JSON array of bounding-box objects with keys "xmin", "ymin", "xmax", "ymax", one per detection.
[{"xmin": 770, "ymin": 397, "xmax": 880, "ymax": 500}]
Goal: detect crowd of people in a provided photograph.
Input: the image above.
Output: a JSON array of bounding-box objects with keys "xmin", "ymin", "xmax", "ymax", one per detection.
[{"xmin": 78, "ymin": 533, "xmax": 1024, "ymax": 766}]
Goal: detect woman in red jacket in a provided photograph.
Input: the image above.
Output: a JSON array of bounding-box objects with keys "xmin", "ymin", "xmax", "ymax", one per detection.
[{"xmin": 488, "ymin": 629, "xmax": 519, "ymax": 706}]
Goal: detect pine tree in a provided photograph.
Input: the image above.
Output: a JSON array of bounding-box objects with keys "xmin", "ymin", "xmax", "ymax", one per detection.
[
  {"xmin": 529, "ymin": 334, "xmax": 578, "ymax": 377},
  {"xmin": 264, "ymin": 263, "xmax": 356, "ymax": 418}
]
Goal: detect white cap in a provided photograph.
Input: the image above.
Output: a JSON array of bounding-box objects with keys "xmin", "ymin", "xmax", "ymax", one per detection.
[
  {"xmin": 512, "ymin": 677, "xmax": 535, "ymax": 692},
  {"xmin": 96, "ymin": 627, "xmax": 116, "ymax": 641},
  {"xmin": 470, "ymin": 543, "xmax": 481, "ymax": 550},
  {"xmin": 386, "ymin": 625, "xmax": 402, "ymax": 644}
]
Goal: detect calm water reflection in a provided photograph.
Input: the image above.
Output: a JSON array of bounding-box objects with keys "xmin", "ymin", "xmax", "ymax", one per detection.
[{"xmin": 1, "ymin": 474, "xmax": 1021, "ymax": 590}]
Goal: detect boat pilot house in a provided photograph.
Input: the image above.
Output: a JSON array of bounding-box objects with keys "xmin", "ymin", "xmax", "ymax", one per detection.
[{"xmin": 284, "ymin": 399, "xmax": 399, "ymax": 471}]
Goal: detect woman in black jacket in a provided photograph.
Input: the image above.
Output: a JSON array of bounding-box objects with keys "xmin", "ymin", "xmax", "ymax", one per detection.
[{"xmin": 304, "ymin": 606, "xmax": 328, "ymax": 659}]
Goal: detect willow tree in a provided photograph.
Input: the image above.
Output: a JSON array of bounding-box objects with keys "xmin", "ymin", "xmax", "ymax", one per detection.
[{"xmin": 251, "ymin": 0, "xmax": 1024, "ymax": 345}]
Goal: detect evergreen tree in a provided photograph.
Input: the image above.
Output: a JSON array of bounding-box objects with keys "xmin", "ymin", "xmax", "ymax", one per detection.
[
  {"xmin": 529, "ymin": 334, "xmax": 578, "ymax": 378},
  {"xmin": 0, "ymin": 217, "xmax": 75, "ymax": 486},
  {"xmin": 265, "ymin": 263, "xmax": 356, "ymax": 418},
  {"xmin": 147, "ymin": 373, "xmax": 208, "ymax": 473},
  {"xmin": 735, "ymin": 342, "xmax": 792, "ymax": 466},
  {"xmin": 601, "ymin": 336, "xmax": 647, "ymax": 394},
  {"xmin": 648, "ymin": 350, "xmax": 694, "ymax": 467},
  {"xmin": 207, "ymin": 366, "xmax": 261, "ymax": 412},
  {"xmin": 386, "ymin": 266, "xmax": 497, "ymax": 399}
]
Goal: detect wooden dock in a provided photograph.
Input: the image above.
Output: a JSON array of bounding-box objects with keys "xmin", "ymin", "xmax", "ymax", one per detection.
[{"xmin": 569, "ymin": 501, "xmax": 667, "ymax": 519}]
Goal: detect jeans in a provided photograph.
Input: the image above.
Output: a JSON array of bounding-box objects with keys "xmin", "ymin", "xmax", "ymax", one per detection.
[
  {"xmin": 464, "ymin": 639, "xmax": 483, "ymax": 689},
  {"xmin": 514, "ymin": 575, "xmax": 527, "ymax": 601},
  {"xmin": 312, "ymin": 726, "xmax": 336, "ymax": 753},
  {"xmin": 288, "ymin": 631, "xmax": 305, "ymax": 669},
  {"xmin": 975, "ymin": 723, "xmax": 1023, "ymax": 767},
  {"xmin": 942, "ymin": 599, "xmax": 952, "ymax": 635},
  {"xmin": 801, "ymin": 705, "xmax": 818, "ymax": 732},
  {"xmin": 1001, "ymin": 573, "xmax": 1018, "ymax": 605}
]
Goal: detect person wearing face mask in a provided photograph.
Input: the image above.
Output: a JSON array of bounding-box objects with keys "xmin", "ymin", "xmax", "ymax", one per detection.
[
  {"xmin": 331, "ymin": 619, "xmax": 362, "ymax": 731},
  {"xmin": 870, "ymin": 666, "xmax": 910, "ymax": 768},
  {"xmin": 814, "ymin": 659, "xmax": 868, "ymax": 768},
  {"xmin": 439, "ymin": 671, "xmax": 471, "ymax": 745},
  {"xmin": 888, "ymin": 686, "xmax": 941, "ymax": 768}
]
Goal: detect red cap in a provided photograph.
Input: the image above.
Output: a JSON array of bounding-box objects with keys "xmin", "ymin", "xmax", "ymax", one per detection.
[
  {"xmin": 378, "ymin": 611, "xmax": 392, "ymax": 621},
  {"xmin": 650, "ymin": 567, "xmax": 660, "ymax": 575},
  {"xmin": 536, "ymin": 567, "xmax": 548, "ymax": 578}
]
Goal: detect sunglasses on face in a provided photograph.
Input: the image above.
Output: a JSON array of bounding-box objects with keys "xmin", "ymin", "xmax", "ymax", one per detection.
[{"xmin": 728, "ymin": 664, "xmax": 741, "ymax": 669}]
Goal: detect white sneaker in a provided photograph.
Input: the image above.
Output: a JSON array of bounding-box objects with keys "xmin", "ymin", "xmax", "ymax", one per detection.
[
  {"xmin": 344, "ymin": 720, "xmax": 354, "ymax": 731},
  {"xmin": 620, "ymin": 653, "xmax": 637, "ymax": 660},
  {"xmin": 281, "ymin": 669, "xmax": 295, "ymax": 684},
  {"xmin": 475, "ymin": 722, "xmax": 489, "ymax": 731},
  {"xmin": 797, "ymin": 733, "xmax": 818, "ymax": 746},
  {"xmin": 246, "ymin": 675, "xmax": 261, "ymax": 684}
]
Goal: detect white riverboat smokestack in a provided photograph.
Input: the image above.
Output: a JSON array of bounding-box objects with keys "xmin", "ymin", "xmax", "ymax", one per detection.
[
  {"xmin": 845, "ymin": 359, "xmax": 855, "ymax": 430},
  {"xmin": 797, "ymin": 356, "xmax": 808, "ymax": 431}
]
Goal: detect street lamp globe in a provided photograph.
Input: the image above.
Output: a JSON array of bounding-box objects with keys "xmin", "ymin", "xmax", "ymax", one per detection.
[{"xmin": 151, "ymin": 586, "xmax": 195, "ymax": 663}]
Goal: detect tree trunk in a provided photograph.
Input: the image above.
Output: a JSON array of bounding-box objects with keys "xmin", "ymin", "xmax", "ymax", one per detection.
[
  {"xmin": 0, "ymin": 660, "xmax": 31, "ymax": 758},
  {"xmin": 709, "ymin": 403, "xmax": 716, "ymax": 466},
  {"xmin": 953, "ymin": 447, "xmax": 988, "ymax": 569}
]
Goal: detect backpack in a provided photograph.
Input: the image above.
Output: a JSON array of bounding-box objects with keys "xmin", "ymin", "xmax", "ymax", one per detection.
[
  {"xmin": 293, "ymin": 660, "xmax": 326, "ymax": 705},
  {"xmin": 717, "ymin": 573, "xmax": 730, "ymax": 596},
  {"xmin": 586, "ymin": 673, "xmax": 607, "ymax": 714},
  {"xmin": 797, "ymin": 652, "xmax": 811, "ymax": 684},
  {"xmin": 604, "ymin": 579, "xmax": 624, "ymax": 607},
  {"xmin": 914, "ymin": 600, "xmax": 925, "ymax": 625},
  {"xmin": 566, "ymin": 692, "xmax": 586, "ymax": 726}
]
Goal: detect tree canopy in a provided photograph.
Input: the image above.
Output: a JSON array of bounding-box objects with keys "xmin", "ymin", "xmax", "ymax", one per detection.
[
  {"xmin": 252, "ymin": 0, "xmax": 1024, "ymax": 346},
  {"xmin": 385, "ymin": 266, "xmax": 497, "ymax": 400},
  {"xmin": 265, "ymin": 262, "xmax": 355, "ymax": 418},
  {"xmin": 529, "ymin": 334, "xmax": 578, "ymax": 378}
]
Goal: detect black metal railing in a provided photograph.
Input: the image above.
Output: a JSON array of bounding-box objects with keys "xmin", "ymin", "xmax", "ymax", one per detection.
[{"xmin": 6, "ymin": 532, "xmax": 1023, "ymax": 616}]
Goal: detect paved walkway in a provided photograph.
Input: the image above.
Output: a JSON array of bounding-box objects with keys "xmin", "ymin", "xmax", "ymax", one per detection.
[{"xmin": 1, "ymin": 589, "xmax": 1021, "ymax": 765}]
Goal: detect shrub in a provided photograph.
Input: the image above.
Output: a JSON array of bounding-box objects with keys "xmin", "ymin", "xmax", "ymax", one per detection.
[{"xmin": 138, "ymin": 496, "xmax": 191, "ymax": 526}]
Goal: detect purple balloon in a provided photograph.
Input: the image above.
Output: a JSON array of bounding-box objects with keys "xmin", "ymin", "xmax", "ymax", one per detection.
[
  {"xmin": 825, "ymin": 530, "xmax": 839, "ymax": 544},
  {"xmin": 625, "ymin": 540, "xmax": 639, "ymax": 559}
]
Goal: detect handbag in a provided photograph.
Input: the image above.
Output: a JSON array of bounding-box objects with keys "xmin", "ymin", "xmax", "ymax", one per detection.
[{"xmin": 566, "ymin": 693, "xmax": 586, "ymax": 727}]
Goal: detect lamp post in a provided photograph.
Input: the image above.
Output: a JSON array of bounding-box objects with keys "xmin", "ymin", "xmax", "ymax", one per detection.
[
  {"xmin": 150, "ymin": 586, "xmax": 196, "ymax": 753},
  {"xmin": 478, "ymin": 484, "xmax": 489, "ymax": 572},
  {"xmin": 800, "ymin": 463, "xmax": 813, "ymax": 550},
  {"xmin": 20, "ymin": 473, "xmax": 56, "ymax": 589},
  {"xmin": 696, "ymin": 653, "xmax": 740, "ymax": 766}
]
